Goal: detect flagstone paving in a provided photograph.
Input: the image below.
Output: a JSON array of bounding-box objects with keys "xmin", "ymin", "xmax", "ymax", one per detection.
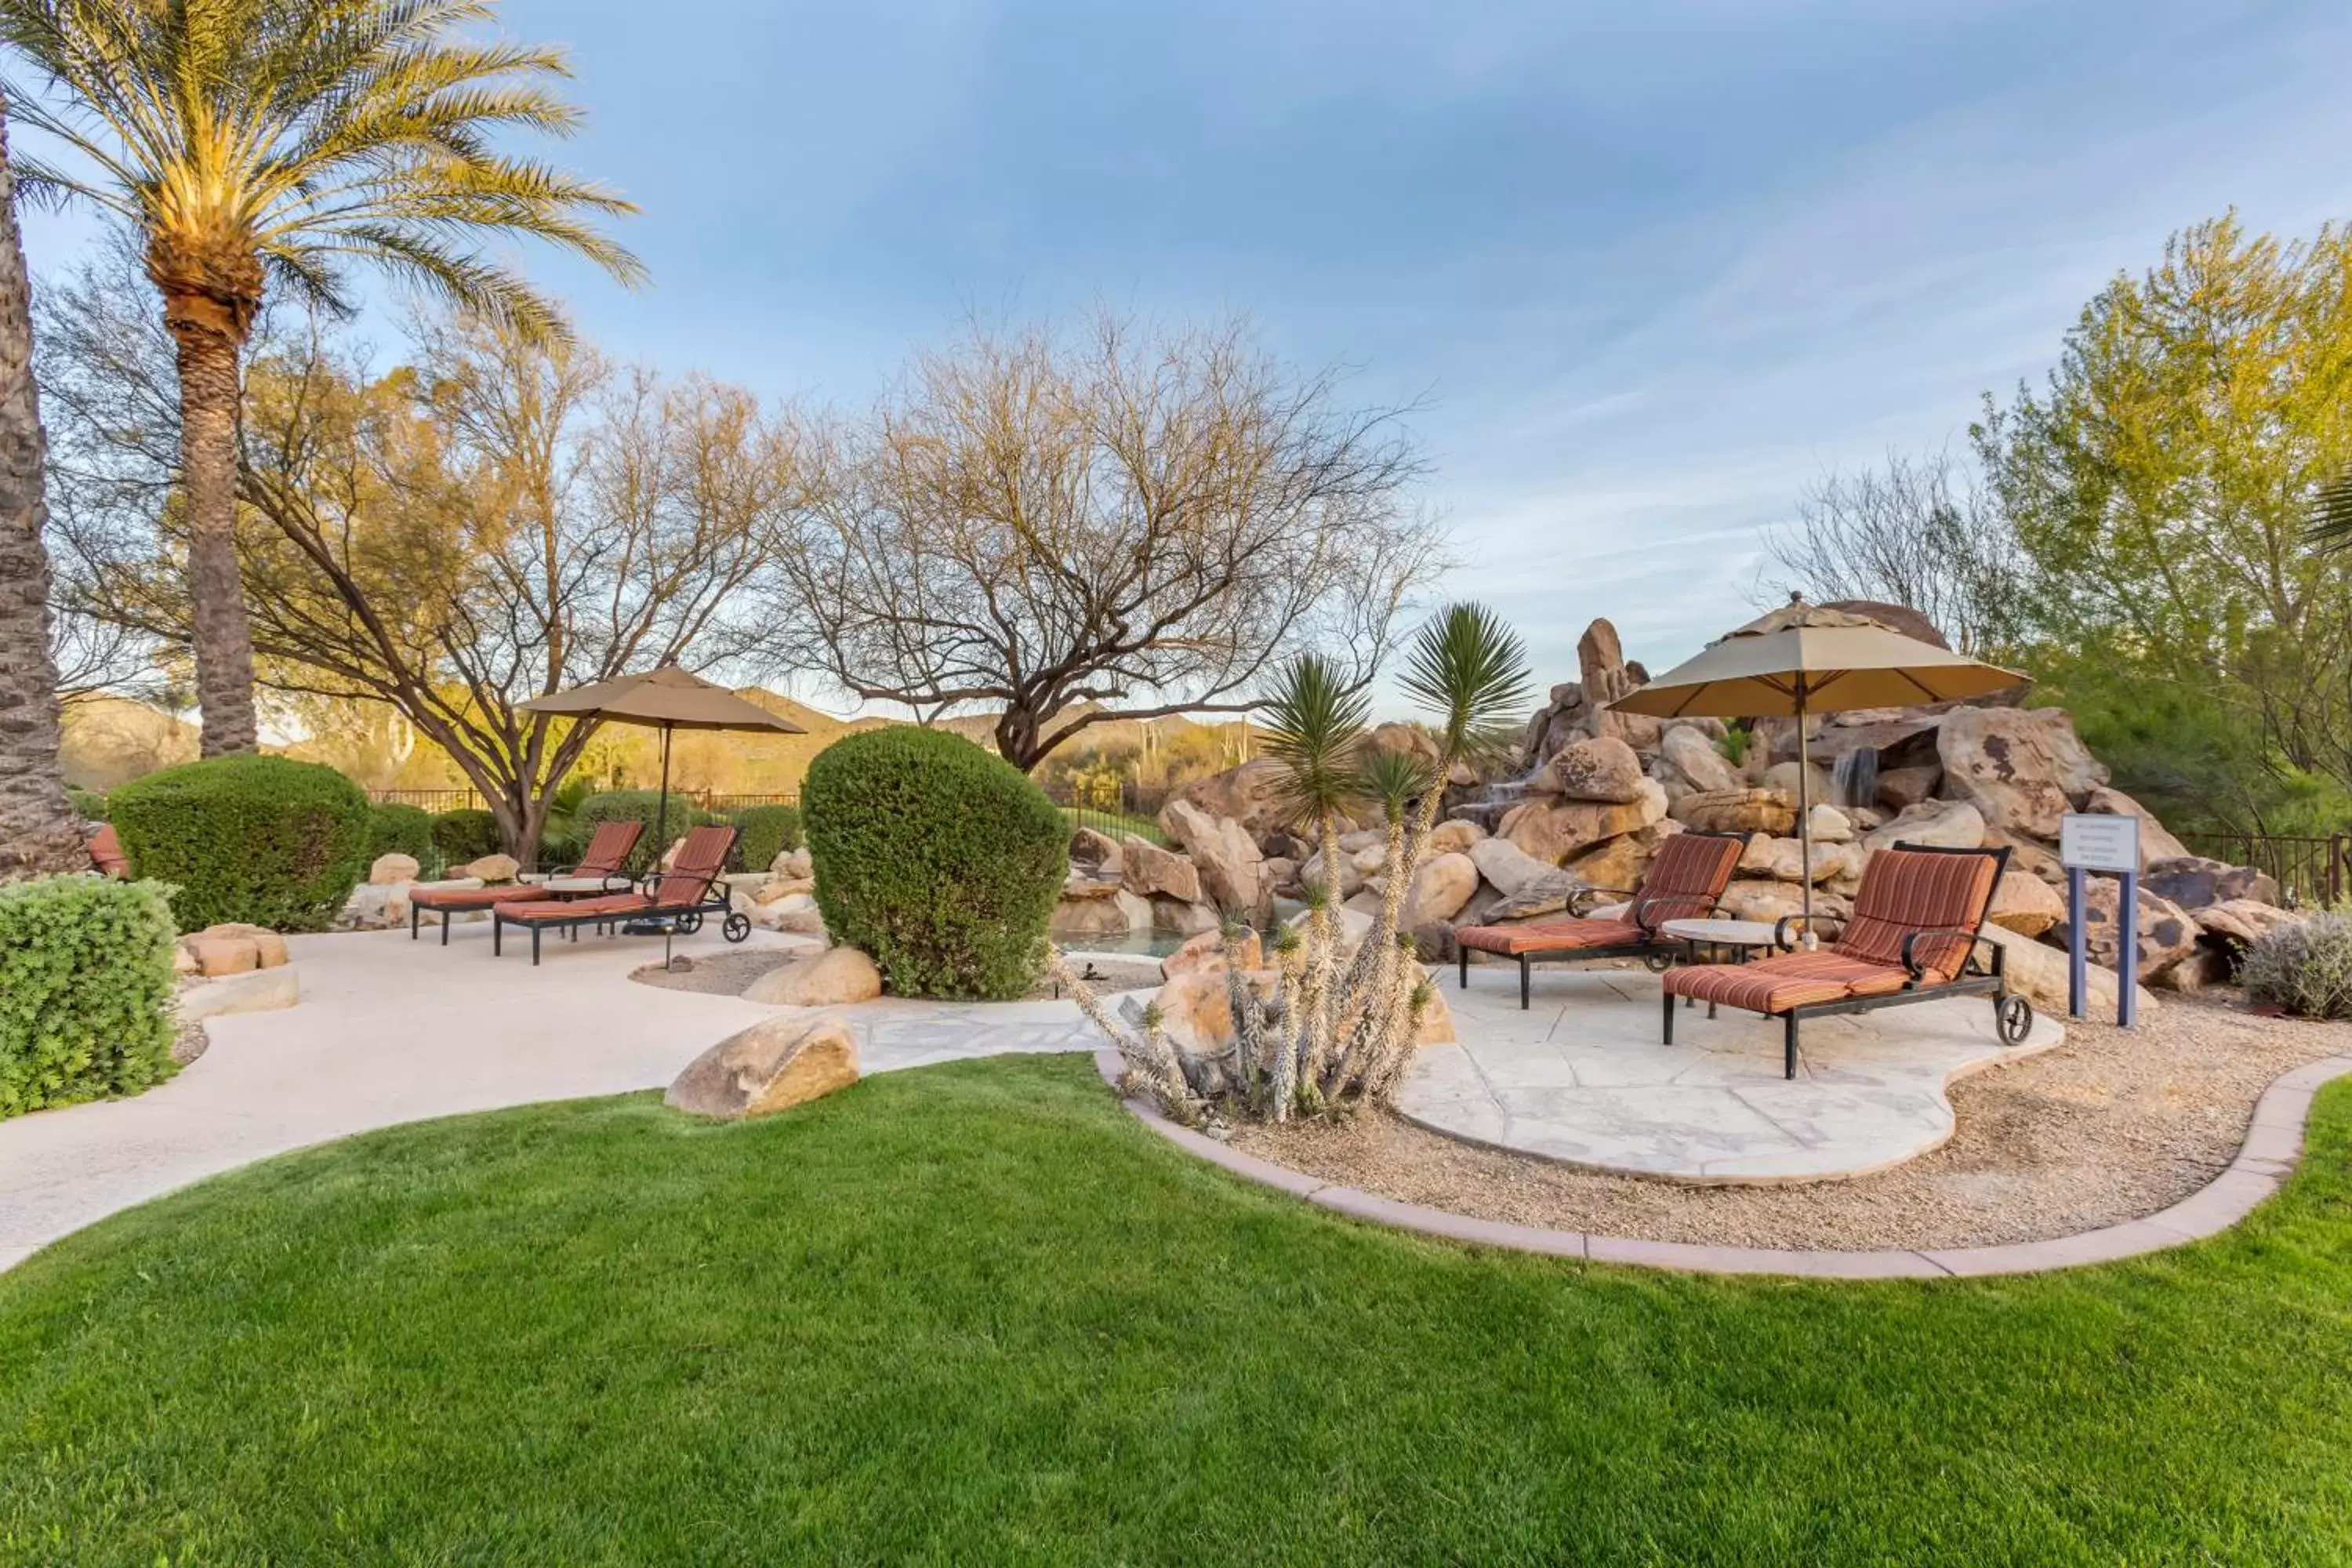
[{"xmin": 1400, "ymin": 964, "xmax": 2066, "ymax": 1183}]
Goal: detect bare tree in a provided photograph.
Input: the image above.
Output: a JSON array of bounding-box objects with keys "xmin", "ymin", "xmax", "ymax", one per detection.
[
  {"xmin": 42, "ymin": 272, "xmax": 784, "ymax": 858},
  {"xmin": 1759, "ymin": 447, "xmax": 2021, "ymax": 655},
  {"xmin": 766, "ymin": 313, "xmax": 1444, "ymax": 770}
]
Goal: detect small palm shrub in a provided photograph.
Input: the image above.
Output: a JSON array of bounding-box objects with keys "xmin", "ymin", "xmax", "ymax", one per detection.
[
  {"xmin": 367, "ymin": 803, "xmax": 435, "ymax": 864},
  {"xmin": 430, "ymin": 808, "xmax": 504, "ymax": 866},
  {"xmin": 805, "ymin": 729, "xmax": 1066, "ymax": 1000},
  {"xmin": 2241, "ymin": 913, "xmax": 2352, "ymax": 1019},
  {"xmin": 577, "ymin": 791, "xmax": 717, "ymax": 875},
  {"xmin": 0, "ymin": 876, "xmax": 180, "ymax": 1120},
  {"xmin": 110, "ymin": 755, "xmax": 372, "ymax": 932},
  {"xmin": 731, "ymin": 804, "xmax": 803, "ymax": 872}
]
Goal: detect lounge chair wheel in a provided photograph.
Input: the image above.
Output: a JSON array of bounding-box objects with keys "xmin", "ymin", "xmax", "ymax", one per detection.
[
  {"xmin": 675, "ymin": 912, "xmax": 704, "ymax": 935},
  {"xmin": 722, "ymin": 911, "xmax": 751, "ymax": 943},
  {"xmin": 1644, "ymin": 952, "xmax": 1675, "ymax": 974},
  {"xmin": 1997, "ymin": 993, "xmax": 2034, "ymax": 1046}
]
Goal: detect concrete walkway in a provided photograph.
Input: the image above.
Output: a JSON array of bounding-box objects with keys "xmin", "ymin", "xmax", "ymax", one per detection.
[
  {"xmin": 1401, "ymin": 965, "xmax": 2065, "ymax": 1183},
  {"xmin": 0, "ymin": 924, "xmax": 1106, "ymax": 1273}
]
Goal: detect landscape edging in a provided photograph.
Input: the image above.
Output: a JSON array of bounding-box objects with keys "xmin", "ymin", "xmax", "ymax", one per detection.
[{"xmin": 1094, "ymin": 1047, "xmax": 2352, "ymax": 1278}]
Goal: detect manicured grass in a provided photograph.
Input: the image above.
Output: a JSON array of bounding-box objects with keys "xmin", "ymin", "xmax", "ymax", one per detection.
[
  {"xmin": 1058, "ymin": 803, "xmax": 1167, "ymax": 845},
  {"xmin": 4, "ymin": 1056, "xmax": 2351, "ymax": 1565}
]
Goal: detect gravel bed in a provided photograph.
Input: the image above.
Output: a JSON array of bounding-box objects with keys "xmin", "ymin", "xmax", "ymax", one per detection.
[
  {"xmin": 633, "ymin": 948, "xmax": 1166, "ymax": 1003},
  {"xmin": 1228, "ymin": 993, "xmax": 2352, "ymax": 1250}
]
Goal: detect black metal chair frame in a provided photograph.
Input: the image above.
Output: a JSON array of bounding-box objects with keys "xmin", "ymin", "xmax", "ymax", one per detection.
[
  {"xmin": 1457, "ymin": 830, "xmax": 1755, "ymax": 1009},
  {"xmin": 1660, "ymin": 841, "xmax": 2032, "ymax": 1078},
  {"xmin": 492, "ymin": 827, "xmax": 750, "ymax": 964}
]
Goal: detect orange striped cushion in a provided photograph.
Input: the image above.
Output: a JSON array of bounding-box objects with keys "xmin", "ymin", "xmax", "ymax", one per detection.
[
  {"xmin": 1834, "ymin": 849, "xmax": 1997, "ymax": 982},
  {"xmin": 575, "ymin": 818, "xmax": 646, "ymax": 878},
  {"xmin": 1662, "ymin": 951, "xmax": 1908, "ymax": 1014},
  {"xmin": 500, "ymin": 892, "xmax": 652, "ymax": 923},
  {"xmin": 1630, "ymin": 833, "xmax": 1743, "ymax": 930},
  {"xmin": 653, "ymin": 825, "xmax": 737, "ymax": 906},
  {"xmin": 410, "ymin": 884, "xmax": 546, "ymax": 910},
  {"xmin": 1457, "ymin": 917, "xmax": 1644, "ymax": 956}
]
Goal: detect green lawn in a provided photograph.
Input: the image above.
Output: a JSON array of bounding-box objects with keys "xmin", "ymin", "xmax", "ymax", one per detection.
[{"xmin": 4, "ymin": 1055, "xmax": 2350, "ymax": 1565}]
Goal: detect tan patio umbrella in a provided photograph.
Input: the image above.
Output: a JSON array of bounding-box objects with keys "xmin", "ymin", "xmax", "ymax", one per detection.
[
  {"xmin": 1606, "ymin": 596, "xmax": 2027, "ymax": 935},
  {"xmin": 518, "ymin": 667, "xmax": 805, "ymax": 855}
]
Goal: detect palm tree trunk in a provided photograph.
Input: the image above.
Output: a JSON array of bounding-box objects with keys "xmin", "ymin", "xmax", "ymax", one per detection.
[
  {"xmin": 165, "ymin": 305, "xmax": 258, "ymax": 755},
  {"xmin": 0, "ymin": 96, "xmax": 90, "ymax": 881}
]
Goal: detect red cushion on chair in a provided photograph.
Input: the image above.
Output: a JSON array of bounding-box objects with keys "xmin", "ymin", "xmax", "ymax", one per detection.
[
  {"xmin": 1629, "ymin": 832, "xmax": 1744, "ymax": 929},
  {"xmin": 1662, "ymin": 950, "xmax": 1907, "ymax": 1014},
  {"xmin": 499, "ymin": 892, "xmax": 652, "ymax": 923},
  {"xmin": 1457, "ymin": 917, "xmax": 1644, "ymax": 956},
  {"xmin": 410, "ymin": 884, "xmax": 544, "ymax": 910},
  {"xmin": 1833, "ymin": 848, "xmax": 1998, "ymax": 983}
]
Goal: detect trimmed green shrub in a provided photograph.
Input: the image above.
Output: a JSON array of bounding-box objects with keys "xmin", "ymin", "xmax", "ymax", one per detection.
[
  {"xmin": 805, "ymin": 728, "xmax": 1067, "ymax": 1000},
  {"xmin": 430, "ymin": 808, "xmax": 503, "ymax": 866},
  {"xmin": 111, "ymin": 755, "xmax": 372, "ymax": 932},
  {"xmin": 0, "ymin": 876, "xmax": 179, "ymax": 1119},
  {"xmin": 2242, "ymin": 913, "xmax": 2352, "ymax": 1018},
  {"xmin": 731, "ymin": 804, "xmax": 802, "ymax": 871},
  {"xmin": 367, "ymin": 803, "xmax": 435, "ymax": 864},
  {"xmin": 67, "ymin": 785, "xmax": 107, "ymax": 822},
  {"xmin": 578, "ymin": 790, "xmax": 715, "ymax": 875}
]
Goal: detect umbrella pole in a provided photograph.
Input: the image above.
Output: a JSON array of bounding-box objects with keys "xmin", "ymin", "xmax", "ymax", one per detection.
[
  {"xmin": 1796, "ymin": 681, "xmax": 1815, "ymax": 946},
  {"xmin": 655, "ymin": 721, "xmax": 673, "ymax": 865}
]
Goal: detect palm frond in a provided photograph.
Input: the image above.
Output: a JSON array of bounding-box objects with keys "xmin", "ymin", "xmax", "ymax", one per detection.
[
  {"xmin": 1353, "ymin": 746, "xmax": 1434, "ymax": 825},
  {"xmin": 1398, "ymin": 601, "xmax": 1533, "ymax": 771},
  {"xmin": 1260, "ymin": 652, "xmax": 1370, "ymax": 827}
]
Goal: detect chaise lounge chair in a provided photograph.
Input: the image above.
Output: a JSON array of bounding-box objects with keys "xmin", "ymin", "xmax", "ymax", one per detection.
[
  {"xmin": 492, "ymin": 823, "xmax": 750, "ymax": 964},
  {"xmin": 1660, "ymin": 842, "xmax": 2033, "ymax": 1078},
  {"xmin": 1454, "ymin": 829, "xmax": 1751, "ymax": 1008},
  {"xmin": 408, "ymin": 818, "xmax": 646, "ymax": 944}
]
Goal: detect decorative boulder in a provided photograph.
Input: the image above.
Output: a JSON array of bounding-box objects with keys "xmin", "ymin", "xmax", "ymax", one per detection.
[
  {"xmin": 1498, "ymin": 778, "xmax": 1667, "ymax": 865},
  {"xmin": 1805, "ymin": 804, "xmax": 1855, "ymax": 843},
  {"xmin": 180, "ymin": 923, "xmax": 292, "ymax": 975},
  {"xmin": 1466, "ymin": 836, "xmax": 1556, "ymax": 897},
  {"xmin": 1412, "ymin": 982, "xmax": 1457, "ymax": 1045},
  {"xmin": 742, "ymin": 946, "xmax": 884, "ymax": 1007},
  {"xmin": 1121, "ymin": 836, "xmax": 1203, "ymax": 904},
  {"xmin": 1167, "ymin": 757, "xmax": 1293, "ymax": 839},
  {"xmin": 1759, "ymin": 760, "xmax": 1833, "ymax": 808},
  {"xmin": 1566, "ymin": 821, "xmax": 1679, "ymax": 895},
  {"xmin": 1658, "ymin": 723, "xmax": 1742, "ymax": 794},
  {"xmin": 1980, "ymin": 924, "xmax": 2157, "ymax": 1018},
  {"xmin": 368, "ymin": 852, "xmax": 420, "ymax": 885},
  {"xmin": 1534, "ymin": 735, "xmax": 1647, "ymax": 804},
  {"xmin": 1874, "ymin": 765, "xmax": 1942, "ymax": 812},
  {"xmin": 1050, "ymin": 884, "xmax": 1153, "ymax": 942},
  {"xmin": 1668, "ymin": 787, "xmax": 1795, "ymax": 836},
  {"xmin": 1160, "ymin": 927, "xmax": 1264, "ymax": 982},
  {"xmin": 2193, "ymin": 898, "xmax": 2298, "ymax": 950},
  {"xmin": 1069, "ymin": 827, "xmax": 1123, "ymax": 876},
  {"xmin": 1425, "ymin": 818, "xmax": 1485, "ymax": 856},
  {"xmin": 1861, "ymin": 799, "xmax": 1985, "ymax": 853},
  {"xmin": 1400, "ymin": 851, "xmax": 1479, "ymax": 929},
  {"xmin": 1152, "ymin": 896, "xmax": 1221, "ymax": 937},
  {"xmin": 1935, "ymin": 707, "xmax": 2105, "ymax": 841},
  {"xmin": 665, "ymin": 1011, "xmax": 860, "ymax": 1119},
  {"xmin": 2083, "ymin": 786, "xmax": 2190, "ymax": 866},
  {"xmin": 459, "ymin": 852, "xmax": 521, "ymax": 884},
  {"xmin": 771, "ymin": 846, "xmax": 815, "ymax": 879},
  {"xmin": 1987, "ymin": 870, "xmax": 2066, "ymax": 937},
  {"xmin": 1481, "ymin": 869, "xmax": 1582, "ymax": 922},
  {"xmin": 2143, "ymin": 855, "xmax": 2280, "ymax": 912},
  {"xmin": 1739, "ymin": 836, "xmax": 1867, "ymax": 886},
  {"xmin": 1157, "ymin": 798, "xmax": 1272, "ymax": 924},
  {"xmin": 2056, "ymin": 882, "xmax": 2201, "ymax": 982},
  {"xmin": 177, "ymin": 964, "xmax": 299, "ymax": 1021},
  {"xmin": 1298, "ymin": 848, "xmax": 1366, "ymax": 900}
]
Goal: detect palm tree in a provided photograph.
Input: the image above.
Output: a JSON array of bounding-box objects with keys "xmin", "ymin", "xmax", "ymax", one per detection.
[
  {"xmin": 0, "ymin": 87, "xmax": 89, "ymax": 880},
  {"xmin": 0, "ymin": 0, "xmax": 643, "ymax": 756}
]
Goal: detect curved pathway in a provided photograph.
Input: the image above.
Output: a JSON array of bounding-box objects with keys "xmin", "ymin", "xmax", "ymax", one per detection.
[
  {"xmin": 0, "ymin": 927, "xmax": 1102, "ymax": 1273},
  {"xmin": 1101, "ymin": 1048, "xmax": 2352, "ymax": 1276}
]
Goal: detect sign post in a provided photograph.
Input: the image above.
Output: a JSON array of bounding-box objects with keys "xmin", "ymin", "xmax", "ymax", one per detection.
[{"xmin": 2060, "ymin": 812, "xmax": 2140, "ymax": 1027}]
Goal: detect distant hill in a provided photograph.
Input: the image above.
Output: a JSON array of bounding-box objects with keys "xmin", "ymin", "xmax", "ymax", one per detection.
[{"xmin": 60, "ymin": 696, "xmax": 198, "ymax": 789}]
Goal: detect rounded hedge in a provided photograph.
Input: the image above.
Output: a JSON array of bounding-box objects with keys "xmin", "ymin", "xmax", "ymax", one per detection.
[
  {"xmin": 731, "ymin": 803, "xmax": 802, "ymax": 872},
  {"xmin": 0, "ymin": 875, "xmax": 178, "ymax": 1119},
  {"xmin": 804, "ymin": 728, "xmax": 1067, "ymax": 1000},
  {"xmin": 367, "ymin": 803, "xmax": 435, "ymax": 864},
  {"xmin": 430, "ymin": 808, "xmax": 503, "ymax": 866},
  {"xmin": 110, "ymin": 755, "xmax": 372, "ymax": 932}
]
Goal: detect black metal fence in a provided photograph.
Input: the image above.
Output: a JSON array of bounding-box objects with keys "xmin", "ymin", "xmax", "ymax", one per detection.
[{"xmin": 2180, "ymin": 832, "xmax": 2350, "ymax": 908}]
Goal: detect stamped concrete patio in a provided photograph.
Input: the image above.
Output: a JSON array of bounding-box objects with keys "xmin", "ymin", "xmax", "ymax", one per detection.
[{"xmin": 1401, "ymin": 964, "xmax": 2065, "ymax": 1184}]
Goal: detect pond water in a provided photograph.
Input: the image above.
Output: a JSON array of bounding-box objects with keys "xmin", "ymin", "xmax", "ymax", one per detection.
[{"xmin": 1068, "ymin": 900, "xmax": 1306, "ymax": 960}]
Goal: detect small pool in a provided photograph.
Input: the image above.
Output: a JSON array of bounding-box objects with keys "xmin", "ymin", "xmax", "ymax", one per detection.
[{"xmin": 1069, "ymin": 901, "xmax": 1305, "ymax": 960}]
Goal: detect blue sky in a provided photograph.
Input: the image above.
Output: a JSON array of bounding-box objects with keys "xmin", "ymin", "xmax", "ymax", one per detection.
[{"xmin": 22, "ymin": 0, "xmax": 2352, "ymax": 710}]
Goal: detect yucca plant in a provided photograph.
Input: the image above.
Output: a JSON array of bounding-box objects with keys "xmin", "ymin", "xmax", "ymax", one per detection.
[
  {"xmin": 0, "ymin": 0, "xmax": 642, "ymax": 756},
  {"xmin": 1079, "ymin": 603, "xmax": 1531, "ymax": 1124}
]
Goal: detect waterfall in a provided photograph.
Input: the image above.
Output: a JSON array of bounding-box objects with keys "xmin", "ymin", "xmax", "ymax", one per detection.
[{"xmin": 1831, "ymin": 749, "xmax": 1878, "ymax": 811}]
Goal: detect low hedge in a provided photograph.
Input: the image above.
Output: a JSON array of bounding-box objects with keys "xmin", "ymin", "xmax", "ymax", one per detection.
[
  {"xmin": 110, "ymin": 755, "xmax": 372, "ymax": 932},
  {"xmin": 2242, "ymin": 913, "xmax": 2352, "ymax": 1018},
  {"xmin": 430, "ymin": 808, "xmax": 504, "ymax": 866},
  {"xmin": 67, "ymin": 785, "xmax": 107, "ymax": 822},
  {"xmin": 731, "ymin": 804, "xmax": 802, "ymax": 871},
  {"xmin": 578, "ymin": 790, "xmax": 716, "ymax": 875},
  {"xmin": 367, "ymin": 803, "xmax": 435, "ymax": 864},
  {"xmin": 0, "ymin": 876, "xmax": 179, "ymax": 1119},
  {"xmin": 804, "ymin": 728, "xmax": 1067, "ymax": 1000}
]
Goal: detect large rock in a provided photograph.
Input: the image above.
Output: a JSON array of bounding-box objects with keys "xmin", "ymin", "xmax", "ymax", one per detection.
[
  {"xmin": 1149, "ymin": 968, "xmax": 1280, "ymax": 1092},
  {"xmin": 1298, "ymin": 848, "xmax": 1365, "ymax": 900},
  {"xmin": 1497, "ymin": 778, "xmax": 1666, "ymax": 865},
  {"xmin": 1579, "ymin": 619, "xmax": 1661, "ymax": 749},
  {"xmin": 1534, "ymin": 735, "xmax": 1646, "ymax": 804},
  {"xmin": 1936, "ymin": 707, "xmax": 2106, "ymax": 840},
  {"xmin": 1739, "ymin": 835, "xmax": 1867, "ymax": 886},
  {"xmin": 182, "ymin": 924, "xmax": 290, "ymax": 975},
  {"xmin": 1400, "ymin": 851, "xmax": 1479, "ymax": 928},
  {"xmin": 1160, "ymin": 927, "xmax": 1264, "ymax": 982},
  {"xmin": 1157, "ymin": 798, "xmax": 1271, "ymax": 923},
  {"xmin": 1759, "ymin": 760, "xmax": 1833, "ymax": 809},
  {"xmin": 1167, "ymin": 757, "xmax": 1292, "ymax": 839},
  {"xmin": 743, "ymin": 946, "xmax": 884, "ymax": 1007},
  {"xmin": 665, "ymin": 1011, "xmax": 859, "ymax": 1119},
  {"xmin": 1481, "ymin": 869, "xmax": 1583, "ymax": 922},
  {"xmin": 1658, "ymin": 723, "xmax": 1742, "ymax": 794},
  {"xmin": 1980, "ymin": 924, "xmax": 2157, "ymax": 1018},
  {"xmin": 1806, "ymin": 804, "xmax": 1855, "ymax": 843},
  {"xmin": 1412, "ymin": 982, "xmax": 1457, "ymax": 1046},
  {"xmin": 1862, "ymin": 799, "xmax": 1986, "ymax": 854},
  {"xmin": 1874, "ymin": 764, "xmax": 1942, "ymax": 812},
  {"xmin": 1520, "ymin": 681, "xmax": 1592, "ymax": 768},
  {"xmin": 1152, "ymin": 896, "xmax": 1221, "ymax": 937},
  {"xmin": 1425, "ymin": 818, "xmax": 1484, "ymax": 856},
  {"xmin": 2194, "ymin": 898, "xmax": 2299, "ymax": 949},
  {"xmin": 1717, "ymin": 880, "xmax": 1851, "ymax": 928},
  {"xmin": 176, "ymin": 964, "xmax": 299, "ymax": 1021},
  {"xmin": 1669, "ymin": 787, "xmax": 1795, "ymax": 836},
  {"xmin": 1051, "ymin": 886, "xmax": 1152, "ymax": 941},
  {"xmin": 1987, "ymin": 870, "xmax": 2066, "ymax": 937},
  {"xmin": 459, "ymin": 852, "xmax": 521, "ymax": 884},
  {"xmin": 2082, "ymin": 786, "xmax": 2190, "ymax": 866},
  {"xmin": 1566, "ymin": 821, "xmax": 1679, "ymax": 894},
  {"xmin": 1467, "ymin": 835, "xmax": 1557, "ymax": 897},
  {"xmin": 1120, "ymin": 836, "xmax": 1202, "ymax": 903},
  {"xmin": 2143, "ymin": 855, "xmax": 2279, "ymax": 911},
  {"xmin": 368, "ymin": 852, "xmax": 419, "ymax": 885},
  {"xmin": 2056, "ymin": 882, "xmax": 2201, "ymax": 982},
  {"xmin": 771, "ymin": 847, "xmax": 815, "ymax": 879},
  {"xmin": 1069, "ymin": 827, "xmax": 1123, "ymax": 876}
]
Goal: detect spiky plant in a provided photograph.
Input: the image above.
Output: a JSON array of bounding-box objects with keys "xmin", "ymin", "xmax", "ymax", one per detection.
[{"xmin": 0, "ymin": 0, "xmax": 643, "ymax": 755}]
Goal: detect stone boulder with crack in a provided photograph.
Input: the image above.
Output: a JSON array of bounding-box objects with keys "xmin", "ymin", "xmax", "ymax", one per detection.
[
  {"xmin": 743, "ymin": 946, "xmax": 884, "ymax": 1007},
  {"xmin": 1935, "ymin": 706, "xmax": 2105, "ymax": 841},
  {"xmin": 1157, "ymin": 798, "xmax": 1272, "ymax": 924},
  {"xmin": 2143, "ymin": 855, "xmax": 2280, "ymax": 911},
  {"xmin": 1668, "ymin": 787, "xmax": 1795, "ymax": 836},
  {"xmin": 1657, "ymin": 723, "xmax": 1741, "ymax": 795},
  {"xmin": 1987, "ymin": 870, "xmax": 2065, "ymax": 937},
  {"xmin": 1120, "ymin": 836, "xmax": 1202, "ymax": 904},
  {"xmin": 665, "ymin": 1010, "xmax": 860, "ymax": 1118},
  {"xmin": 1861, "ymin": 799, "xmax": 1986, "ymax": 853},
  {"xmin": 2056, "ymin": 881, "xmax": 2201, "ymax": 982},
  {"xmin": 1534, "ymin": 735, "xmax": 1646, "ymax": 804}
]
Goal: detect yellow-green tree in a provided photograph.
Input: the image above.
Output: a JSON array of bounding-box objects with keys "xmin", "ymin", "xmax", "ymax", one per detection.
[{"xmin": 0, "ymin": 0, "xmax": 641, "ymax": 757}]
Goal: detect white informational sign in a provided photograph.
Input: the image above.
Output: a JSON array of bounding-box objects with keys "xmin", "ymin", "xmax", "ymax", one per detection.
[{"xmin": 2060, "ymin": 812, "xmax": 2140, "ymax": 874}]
